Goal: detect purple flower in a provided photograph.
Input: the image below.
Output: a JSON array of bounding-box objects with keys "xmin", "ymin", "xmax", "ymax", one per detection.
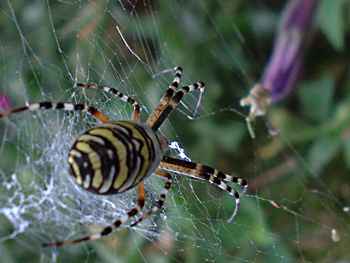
[
  {"xmin": 0, "ymin": 95, "xmax": 11, "ymax": 112},
  {"xmin": 262, "ymin": 0, "xmax": 318, "ymax": 102},
  {"xmin": 241, "ymin": 0, "xmax": 318, "ymax": 137}
]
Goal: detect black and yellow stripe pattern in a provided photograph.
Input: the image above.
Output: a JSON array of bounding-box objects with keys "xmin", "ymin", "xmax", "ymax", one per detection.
[
  {"xmin": 0, "ymin": 101, "xmax": 110, "ymax": 123},
  {"xmin": 68, "ymin": 121, "xmax": 163, "ymax": 194}
]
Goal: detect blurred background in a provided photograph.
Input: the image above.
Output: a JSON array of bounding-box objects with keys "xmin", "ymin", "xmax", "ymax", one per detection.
[{"xmin": 0, "ymin": 0, "xmax": 350, "ymax": 262}]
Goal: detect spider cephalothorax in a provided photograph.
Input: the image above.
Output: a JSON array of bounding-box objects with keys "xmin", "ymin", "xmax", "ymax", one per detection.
[{"xmin": 0, "ymin": 67, "xmax": 247, "ymax": 247}]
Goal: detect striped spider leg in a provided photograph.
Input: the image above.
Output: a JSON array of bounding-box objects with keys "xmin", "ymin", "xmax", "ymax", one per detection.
[
  {"xmin": 43, "ymin": 170, "xmax": 172, "ymax": 247},
  {"xmin": 76, "ymin": 82, "xmax": 141, "ymax": 121},
  {"xmin": 146, "ymin": 66, "xmax": 205, "ymax": 130},
  {"xmin": 130, "ymin": 170, "xmax": 172, "ymax": 228},
  {"xmin": 0, "ymin": 101, "xmax": 110, "ymax": 123},
  {"xmin": 159, "ymin": 156, "xmax": 248, "ymax": 223},
  {"xmin": 0, "ymin": 81, "xmax": 141, "ymax": 122}
]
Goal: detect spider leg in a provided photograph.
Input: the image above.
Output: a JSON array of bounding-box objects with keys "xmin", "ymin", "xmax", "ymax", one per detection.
[
  {"xmin": 137, "ymin": 182, "xmax": 145, "ymax": 209},
  {"xmin": 146, "ymin": 66, "xmax": 183, "ymax": 129},
  {"xmin": 130, "ymin": 170, "xmax": 172, "ymax": 228},
  {"xmin": 147, "ymin": 80, "xmax": 205, "ymax": 131},
  {"xmin": 43, "ymin": 181, "xmax": 147, "ymax": 248},
  {"xmin": 159, "ymin": 156, "xmax": 248, "ymax": 222},
  {"xmin": 77, "ymin": 82, "xmax": 141, "ymax": 120},
  {"xmin": 0, "ymin": 101, "xmax": 109, "ymax": 123}
]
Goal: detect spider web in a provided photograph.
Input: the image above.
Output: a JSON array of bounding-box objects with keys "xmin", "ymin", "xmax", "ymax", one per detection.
[{"xmin": 0, "ymin": 0, "xmax": 349, "ymax": 262}]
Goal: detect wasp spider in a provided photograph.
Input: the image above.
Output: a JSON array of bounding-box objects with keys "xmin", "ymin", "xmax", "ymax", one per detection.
[{"xmin": 0, "ymin": 67, "xmax": 248, "ymax": 247}]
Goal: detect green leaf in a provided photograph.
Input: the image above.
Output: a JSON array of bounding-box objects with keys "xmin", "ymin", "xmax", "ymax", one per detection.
[
  {"xmin": 298, "ymin": 76, "xmax": 334, "ymax": 122},
  {"xmin": 308, "ymin": 137, "xmax": 341, "ymax": 175},
  {"xmin": 318, "ymin": 0, "xmax": 347, "ymax": 50}
]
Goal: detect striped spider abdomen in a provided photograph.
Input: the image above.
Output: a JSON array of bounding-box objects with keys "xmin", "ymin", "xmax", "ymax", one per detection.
[{"xmin": 68, "ymin": 121, "xmax": 163, "ymax": 195}]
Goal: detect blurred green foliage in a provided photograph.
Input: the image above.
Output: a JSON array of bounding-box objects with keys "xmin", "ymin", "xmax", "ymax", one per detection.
[{"xmin": 0, "ymin": 0, "xmax": 350, "ymax": 262}]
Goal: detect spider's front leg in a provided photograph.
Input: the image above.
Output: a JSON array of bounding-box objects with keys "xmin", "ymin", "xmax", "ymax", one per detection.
[
  {"xmin": 146, "ymin": 67, "xmax": 205, "ymax": 131},
  {"xmin": 0, "ymin": 101, "xmax": 109, "ymax": 123},
  {"xmin": 76, "ymin": 82, "xmax": 141, "ymax": 121}
]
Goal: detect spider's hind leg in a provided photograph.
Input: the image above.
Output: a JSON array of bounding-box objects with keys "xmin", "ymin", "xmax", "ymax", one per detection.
[
  {"xmin": 130, "ymin": 170, "xmax": 173, "ymax": 228},
  {"xmin": 42, "ymin": 174, "xmax": 172, "ymax": 248},
  {"xmin": 43, "ymin": 182, "xmax": 146, "ymax": 248}
]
